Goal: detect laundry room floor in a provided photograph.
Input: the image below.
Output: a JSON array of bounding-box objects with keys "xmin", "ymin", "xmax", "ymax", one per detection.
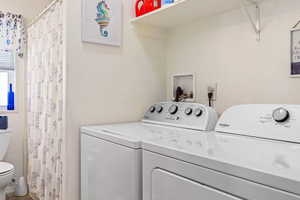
[{"xmin": 8, "ymin": 195, "xmax": 33, "ymax": 200}]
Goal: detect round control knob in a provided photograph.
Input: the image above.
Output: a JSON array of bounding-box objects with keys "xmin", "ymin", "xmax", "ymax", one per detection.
[
  {"xmin": 156, "ymin": 105, "xmax": 163, "ymax": 113},
  {"xmin": 194, "ymin": 108, "xmax": 203, "ymax": 117},
  {"xmin": 272, "ymin": 108, "xmax": 290, "ymax": 123},
  {"xmin": 185, "ymin": 107, "xmax": 193, "ymax": 115},
  {"xmin": 168, "ymin": 105, "xmax": 178, "ymax": 115},
  {"xmin": 149, "ymin": 106, "xmax": 156, "ymax": 113}
]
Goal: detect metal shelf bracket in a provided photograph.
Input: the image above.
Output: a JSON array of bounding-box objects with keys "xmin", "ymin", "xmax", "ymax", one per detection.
[{"xmin": 240, "ymin": 0, "xmax": 261, "ymax": 41}]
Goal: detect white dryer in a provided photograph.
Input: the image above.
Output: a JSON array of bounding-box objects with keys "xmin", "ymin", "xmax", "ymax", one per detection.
[
  {"xmin": 142, "ymin": 104, "xmax": 300, "ymax": 200},
  {"xmin": 80, "ymin": 102, "xmax": 218, "ymax": 200}
]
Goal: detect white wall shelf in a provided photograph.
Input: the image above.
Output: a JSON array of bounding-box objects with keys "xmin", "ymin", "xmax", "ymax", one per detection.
[{"xmin": 131, "ymin": 0, "xmax": 259, "ymax": 29}]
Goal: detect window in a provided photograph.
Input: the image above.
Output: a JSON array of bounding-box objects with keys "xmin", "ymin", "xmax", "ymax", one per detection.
[
  {"xmin": 0, "ymin": 71, "xmax": 9, "ymax": 106},
  {"xmin": 0, "ymin": 50, "xmax": 16, "ymax": 111}
]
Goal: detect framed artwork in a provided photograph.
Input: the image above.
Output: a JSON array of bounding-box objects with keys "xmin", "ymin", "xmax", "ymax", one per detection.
[
  {"xmin": 82, "ymin": 0, "xmax": 122, "ymax": 46},
  {"xmin": 291, "ymin": 28, "xmax": 300, "ymax": 77}
]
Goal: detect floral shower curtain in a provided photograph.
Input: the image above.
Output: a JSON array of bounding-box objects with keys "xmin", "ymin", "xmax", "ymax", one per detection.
[{"xmin": 27, "ymin": 1, "xmax": 64, "ymax": 200}]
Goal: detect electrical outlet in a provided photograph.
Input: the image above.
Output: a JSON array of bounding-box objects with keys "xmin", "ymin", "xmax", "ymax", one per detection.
[{"xmin": 207, "ymin": 83, "xmax": 217, "ymax": 101}]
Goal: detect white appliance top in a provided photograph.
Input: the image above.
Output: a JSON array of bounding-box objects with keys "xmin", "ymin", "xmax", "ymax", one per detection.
[
  {"xmin": 215, "ymin": 104, "xmax": 300, "ymax": 143},
  {"xmin": 81, "ymin": 102, "xmax": 218, "ymax": 149},
  {"xmin": 81, "ymin": 122, "xmax": 208, "ymax": 149}
]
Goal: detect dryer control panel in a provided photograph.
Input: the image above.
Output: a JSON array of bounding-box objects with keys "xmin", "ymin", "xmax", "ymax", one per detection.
[
  {"xmin": 143, "ymin": 102, "xmax": 218, "ymax": 131},
  {"xmin": 215, "ymin": 104, "xmax": 300, "ymax": 143}
]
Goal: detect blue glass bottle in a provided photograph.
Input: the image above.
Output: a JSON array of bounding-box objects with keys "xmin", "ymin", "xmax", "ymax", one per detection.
[{"xmin": 7, "ymin": 84, "xmax": 14, "ymax": 110}]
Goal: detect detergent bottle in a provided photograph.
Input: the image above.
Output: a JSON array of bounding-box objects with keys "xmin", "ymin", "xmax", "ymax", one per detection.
[
  {"xmin": 135, "ymin": 0, "xmax": 161, "ymax": 17},
  {"xmin": 135, "ymin": 0, "xmax": 146, "ymax": 17},
  {"xmin": 145, "ymin": 0, "xmax": 161, "ymax": 13}
]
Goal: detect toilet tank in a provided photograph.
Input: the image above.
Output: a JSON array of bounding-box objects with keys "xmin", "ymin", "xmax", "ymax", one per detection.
[{"xmin": 0, "ymin": 130, "xmax": 10, "ymax": 160}]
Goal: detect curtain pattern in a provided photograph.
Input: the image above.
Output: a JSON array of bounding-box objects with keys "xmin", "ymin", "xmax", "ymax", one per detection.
[
  {"xmin": 0, "ymin": 11, "xmax": 26, "ymax": 56},
  {"xmin": 27, "ymin": 1, "xmax": 64, "ymax": 200}
]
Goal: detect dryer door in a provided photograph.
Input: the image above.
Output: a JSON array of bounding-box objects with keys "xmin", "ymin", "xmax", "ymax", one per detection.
[{"xmin": 152, "ymin": 169, "xmax": 241, "ymax": 200}]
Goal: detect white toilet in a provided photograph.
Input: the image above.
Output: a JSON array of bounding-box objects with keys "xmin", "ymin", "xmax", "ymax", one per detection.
[{"xmin": 0, "ymin": 130, "xmax": 15, "ymax": 200}]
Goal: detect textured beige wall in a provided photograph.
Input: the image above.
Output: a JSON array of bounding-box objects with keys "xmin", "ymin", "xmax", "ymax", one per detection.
[
  {"xmin": 166, "ymin": 0, "xmax": 300, "ymax": 114},
  {"xmin": 0, "ymin": 0, "xmax": 54, "ymax": 180},
  {"xmin": 64, "ymin": 0, "xmax": 166, "ymax": 199}
]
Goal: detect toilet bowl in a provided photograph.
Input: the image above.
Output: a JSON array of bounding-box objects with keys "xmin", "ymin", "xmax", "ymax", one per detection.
[
  {"xmin": 0, "ymin": 130, "xmax": 15, "ymax": 200},
  {"xmin": 0, "ymin": 162, "xmax": 14, "ymax": 200}
]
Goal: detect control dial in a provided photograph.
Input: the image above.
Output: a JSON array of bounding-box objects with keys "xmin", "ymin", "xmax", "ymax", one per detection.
[
  {"xmin": 194, "ymin": 108, "xmax": 203, "ymax": 117},
  {"xmin": 168, "ymin": 105, "xmax": 178, "ymax": 115},
  {"xmin": 156, "ymin": 105, "xmax": 163, "ymax": 113},
  {"xmin": 149, "ymin": 106, "xmax": 156, "ymax": 113},
  {"xmin": 185, "ymin": 107, "xmax": 193, "ymax": 115},
  {"xmin": 272, "ymin": 108, "xmax": 290, "ymax": 123}
]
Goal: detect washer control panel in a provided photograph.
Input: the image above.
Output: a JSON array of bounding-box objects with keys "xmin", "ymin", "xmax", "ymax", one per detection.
[
  {"xmin": 215, "ymin": 104, "xmax": 300, "ymax": 143},
  {"xmin": 143, "ymin": 102, "xmax": 218, "ymax": 131}
]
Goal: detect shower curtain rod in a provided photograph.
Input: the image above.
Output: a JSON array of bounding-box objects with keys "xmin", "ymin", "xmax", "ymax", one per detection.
[{"xmin": 27, "ymin": 0, "xmax": 61, "ymax": 28}]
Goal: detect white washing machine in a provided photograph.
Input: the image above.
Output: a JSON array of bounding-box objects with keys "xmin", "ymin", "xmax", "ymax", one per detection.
[
  {"xmin": 80, "ymin": 102, "xmax": 218, "ymax": 200},
  {"xmin": 142, "ymin": 104, "xmax": 300, "ymax": 200}
]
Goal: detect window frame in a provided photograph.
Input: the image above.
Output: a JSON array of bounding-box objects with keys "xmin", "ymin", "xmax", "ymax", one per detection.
[
  {"xmin": 0, "ymin": 70, "xmax": 9, "ymax": 109},
  {"xmin": 0, "ymin": 50, "xmax": 17, "ymax": 113}
]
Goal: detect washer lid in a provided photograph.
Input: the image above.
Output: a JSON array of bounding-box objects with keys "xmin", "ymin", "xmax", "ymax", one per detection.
[
  {"xmin": 0, "ymin": 162, "xmax": 14, "ymax": 174},
  {"xmin": 81, "ymin": 122, "xmax": 204, "ymax": 149}
]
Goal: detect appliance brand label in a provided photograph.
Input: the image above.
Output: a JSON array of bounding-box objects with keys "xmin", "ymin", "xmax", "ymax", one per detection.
[{"xmin": 219, "ymin": 123, "xmax": 230, "ymax": 127}]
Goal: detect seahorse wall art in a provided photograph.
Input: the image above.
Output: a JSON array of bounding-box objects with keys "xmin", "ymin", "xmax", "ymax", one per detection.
[{"xmin": 95, "ymin": 0, "xmax": 111, "ymax": 37}]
